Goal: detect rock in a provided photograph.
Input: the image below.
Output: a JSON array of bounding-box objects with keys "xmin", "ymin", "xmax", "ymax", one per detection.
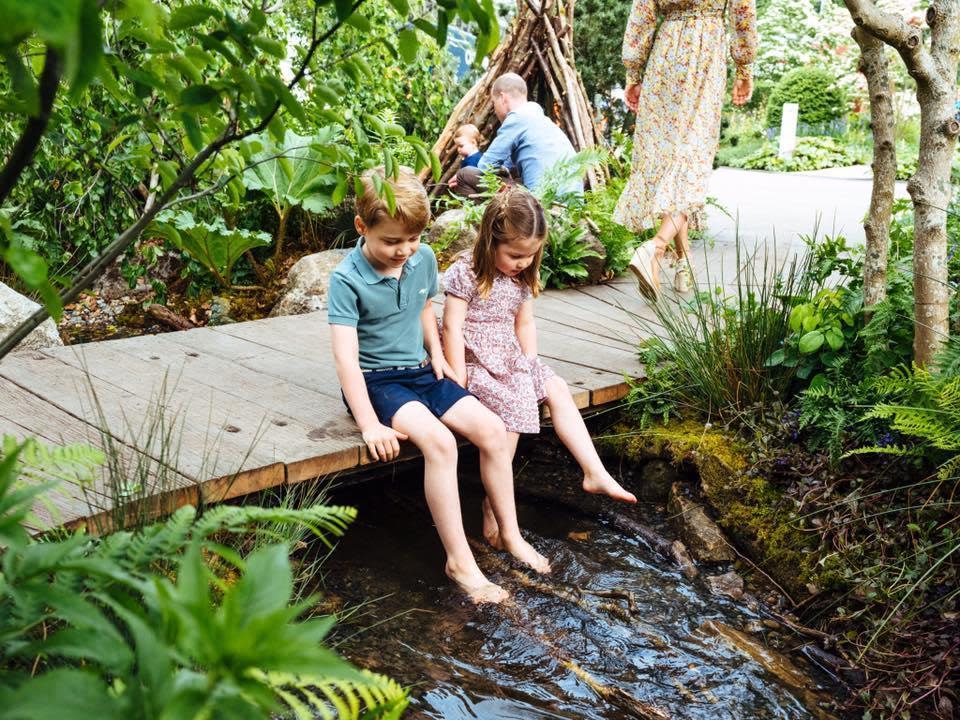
[
  {"xmin": 578, "ymin": 221, "xmax": 608, "ymax": 284},
  {"xmin": 92, "ymin": 261, "xmax": 152, "ymax": 301},
  {"xmin": 270, "ymin": 248, "xmax": 351, "ymax": 317},
  {"xmin": 208, "ymin": 296, "xmax": 235, "ymax": 326},
  {"xmin": 705, "ymin": 570, "xmax": 745, "ymax": 600},
  {"xmin": 426, "ymin": 208, "xmax": 477, "ymax": 257},
  {"xmin": 0, "ymin": 282, "xmax": 63, "ymax": 349},
  {"xmin": 667, "ymin": 483, "xmax": 735, "ymax": 562},
  {"xmin": 743, "ymin": 620, "xmax": 766, "ymax": 635},
  {"xmin": 670, "ymin": 539, "xmax": 699, "ymax": 580},
  {"xmin": 639, "ymin": 459, "xmax": 678, "ymax": 502}
]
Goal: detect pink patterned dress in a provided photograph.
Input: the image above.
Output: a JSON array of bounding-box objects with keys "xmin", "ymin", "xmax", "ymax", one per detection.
[
  {"xmin": 443, "ymin": 257, "xmax": 555, "ymax": 434},
  {"xmin": 614, "ymin": 0, "xmax": 757, "ymax": 232}
]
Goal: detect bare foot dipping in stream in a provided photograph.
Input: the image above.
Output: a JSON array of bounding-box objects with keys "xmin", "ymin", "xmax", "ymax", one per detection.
[
  {"xmin": 446, "ymin": 561, "xmax": 509, "ymax": 604},
  {"xmin": 582, "ymin": 471, "xmax": 637, "ymax": 504},
  {"xmin": 481, "ymin": 497, "xmax": 551, "ymax": 573}
]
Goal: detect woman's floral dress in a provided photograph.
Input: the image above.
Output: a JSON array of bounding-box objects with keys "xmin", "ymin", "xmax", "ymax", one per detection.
[
  {"xmin": 614, "ymin": 0, "xmax": 757, "ymax": 232},
  {"xmin": 443, "ymin": 257, "xmax": 554, "ymax": 434}
]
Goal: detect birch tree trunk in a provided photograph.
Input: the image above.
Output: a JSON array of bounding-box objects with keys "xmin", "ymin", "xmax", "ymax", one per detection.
[
  {"xmin": 844, "ymin": 0, "xmax": 960, "ymax": 365},
  {"xmin": 852, "ymin": 27, "xmax": 897, "ymax": 312}
]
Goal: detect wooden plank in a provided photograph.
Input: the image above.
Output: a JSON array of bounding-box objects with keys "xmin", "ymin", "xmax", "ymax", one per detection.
[{"xmin": 94, "ymin": 332, "xmax": 363, "ymax": 483}]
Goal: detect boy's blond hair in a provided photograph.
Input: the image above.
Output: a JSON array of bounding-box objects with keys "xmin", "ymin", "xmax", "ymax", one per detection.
[
  {"xmin": 454, "ymin": 123, "xmax": 482, "ymax": 144},
  {"xmin": 355, "ymin": 166, "xmax": 431, "ymax": 232}
]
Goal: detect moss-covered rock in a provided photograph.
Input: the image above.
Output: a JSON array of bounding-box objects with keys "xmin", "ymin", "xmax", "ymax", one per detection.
[{"xmin": 600, "ymin": 421, "xmax": 818, "ymax": 598}]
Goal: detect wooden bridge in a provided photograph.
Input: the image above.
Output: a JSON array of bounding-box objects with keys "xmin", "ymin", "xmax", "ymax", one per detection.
[{"xmin": 3, "ymin": 276, "xmax": 658, "ymax": 532}]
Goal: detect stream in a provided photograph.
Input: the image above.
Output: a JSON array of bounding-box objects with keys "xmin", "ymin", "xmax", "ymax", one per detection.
[{"xmin": 317, "ymin": 444, "xmax": 838, "ymax": 719}]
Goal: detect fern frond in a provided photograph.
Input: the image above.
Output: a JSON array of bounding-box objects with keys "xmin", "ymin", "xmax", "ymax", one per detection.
[
  {"xmin": 2, "ymin": 436, "xmax": 105, "ymax": 486},
  {"xmin": 98, "ymin": 505, "xmax": 198, "ymax": 570},
  {"xmin": 192, "ymin": 504, "xmax": 358, "ymax": 547},
  {"xmin": 261, "ymin": 669, "xmax": 409, "ymax": 720},
  {"xmin": 842, "ymin": 444, "xmax": 915, "ymax": 459}
]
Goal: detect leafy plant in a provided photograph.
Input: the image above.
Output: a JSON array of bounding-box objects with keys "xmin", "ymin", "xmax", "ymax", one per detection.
[
  {"xmin": 765, "ymin": 66, "xmax": 848, "ymax": 130},
  {"xmin": 539, "ymin": 217, "xmax": 601, "ymax": 288},
  {"xmin": 152, "ymin": 211, "xmax": 271, "ymax": 289},
  {"xmin": 729, "ymin": 135, "xmax": 866, "ymax": 172},
  {"xmin": 0, "ymin": 438, "xmax": 409, "ymax": 719}
]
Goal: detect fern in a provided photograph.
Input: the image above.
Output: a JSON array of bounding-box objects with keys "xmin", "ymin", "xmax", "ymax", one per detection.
[
  {"xmin": 258, "ymin": 669, "xmax": 409, "ymax": 720},
  {"xmin": 1, "ymin": 435, "xmax": 104, "ymax": 486}
]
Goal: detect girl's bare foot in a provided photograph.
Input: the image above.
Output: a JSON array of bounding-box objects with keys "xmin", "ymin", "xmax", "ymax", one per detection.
[
  {"xmin": 583, "ymin": 471, "xmax": 637, "ymax": 504},
  {"xmin": 445, "ymin": 561, "xmax": 509, "ymax": 604},
  {"xmin": 481, "ymin": 496, "xmax": 504, "ymax": 550},
  {"xmin": 502, "ymin": 535, "xmax": 552, "ymax": 574}
]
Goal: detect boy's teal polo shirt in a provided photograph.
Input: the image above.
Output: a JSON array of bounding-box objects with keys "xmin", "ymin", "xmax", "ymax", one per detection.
[{"xmin": 327, "ymin": 238, "xmax": 438, "ymax": 370}]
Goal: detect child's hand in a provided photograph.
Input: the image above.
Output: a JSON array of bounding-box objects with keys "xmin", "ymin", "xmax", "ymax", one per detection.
[
  {"xmin": 361, "ymin": 424, "xmax": 408, "ymax": 462},
  {"xmin": 431, "ymin": 352, "xmax": 457, "ymax": 382}
]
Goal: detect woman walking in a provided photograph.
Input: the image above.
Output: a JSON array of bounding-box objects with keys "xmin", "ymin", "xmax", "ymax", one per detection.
[{"xmin": 615, "ymin": 0, "xmax": 757, "ymax": 298}]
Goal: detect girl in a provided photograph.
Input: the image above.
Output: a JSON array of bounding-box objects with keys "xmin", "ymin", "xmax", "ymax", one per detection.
[{"xmin": 443, "ymin": 187, "xmax": 636, "ymax": 550}]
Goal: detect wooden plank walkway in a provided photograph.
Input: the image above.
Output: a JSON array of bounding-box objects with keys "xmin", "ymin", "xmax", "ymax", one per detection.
[{"xmin": 1, "ymin": 278, "xmax": 659, "ymax": 532}]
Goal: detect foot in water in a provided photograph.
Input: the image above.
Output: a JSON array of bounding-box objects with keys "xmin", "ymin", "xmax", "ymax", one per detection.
[
  {"xmin": 583, "ymin": 471, "xmax": 637, "ymax": 504},
  {"xmin": 446, "ymin": 561, "xmax": 509, "ymax": 604},
  {"xmin": 502, "ymin": 535, "xmax": 552, "ymax": 574},
  {"xmin": 481, "ymin": 496, "xmax": 504, "ymax": 550}
]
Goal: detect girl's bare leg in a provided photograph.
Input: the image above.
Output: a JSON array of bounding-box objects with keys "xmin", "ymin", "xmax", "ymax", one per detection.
[
  {"xmin": 392, "ymin": 401, "xmax": 508, "ymax": 604},
  {"xmin": 482, "ymin": 432, "xmax": 520, "ymax": 550},
  {"xmin": 442, "ymin": 397, "xmax": 551, "ymax": 574},
  {"xmin": 543, "ymin": 377, "xmax": 637, "ymax": 503}
]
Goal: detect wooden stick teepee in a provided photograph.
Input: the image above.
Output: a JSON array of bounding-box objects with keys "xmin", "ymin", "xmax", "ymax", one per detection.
[{"xmin": 424, "ymin": 0, "xmax": 606, "ymax": 196}]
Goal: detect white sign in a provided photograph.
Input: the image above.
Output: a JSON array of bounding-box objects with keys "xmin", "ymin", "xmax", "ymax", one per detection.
[{"xmin": 778, "ymin": 103, "xmax": 799, "ymax": 161}]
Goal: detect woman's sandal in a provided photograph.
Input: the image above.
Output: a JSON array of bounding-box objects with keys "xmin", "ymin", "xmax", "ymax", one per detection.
[{"xmin": 629, "ymin": 240, "xmax": 660, "ymax": 301}]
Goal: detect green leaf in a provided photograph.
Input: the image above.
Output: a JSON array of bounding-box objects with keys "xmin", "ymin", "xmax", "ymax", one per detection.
[
  {"xmin": 263, "ymin": 76, "xmax": 307, "ymax": 125},
  {"xmin": 4, "ymin": 669, "xmax": 120, "ymax": 720},
  {"xmin": 180, "ymin": 112, "xmax": 203, "ymax": 150},
  {"xmin": 180, "ymin": 84, "xmax": 219, "ymax": 106},
  {"xmin": 825, "ymin": 327, "xmax": 845, "ymax": 351},
  {"xmin": 168, "ymin": 5, "xmax": 222, "ymax": 31},
  {"xmin": 252, "ymin": 35, "xmax": 285, "ymax": 58},
  {"xmin": 387, "ymin": 0, "xmax": 410, "ymax": 15},
  {"xmin": 345, "ymin": 12, "xmax": 371, "ymax": 32},
  {"xmin": 798, "ymin": 331, "xmax": 825, "ymax": 355},
  {"xmin": 4, "ymin": 246, "xmax": 48, "ymax": 286},
  {"xmin": 4, "ymin": 50, "xmax": 39, "ymax": 116},
  {"xmin": 66, "ymin": 0, "xmax": 102, "ymax": 96},
  {"xmin": 765, "ymin": 349, "xmax": 786, "ymax": 367},
  {"xmin": 335, "ymin": 0, "xmax": 355, "ymax": 21},
  {"xmin": 397, "ymin": 28, "xmax": 418, "ymax": 64}
]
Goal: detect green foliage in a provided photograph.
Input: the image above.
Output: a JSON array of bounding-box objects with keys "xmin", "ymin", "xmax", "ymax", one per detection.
[
  {"xmin": 0, "ymin": 438, "xmax": 409, "ymax": 719},
  {"xmin": 539, "ymin": 217, "xmax": 600, "ymax": 288},
  {"xmin": 152, "ymin": 211, "xmax": 270, "ymax": 289},
  {"xmin": 0, "ymin": 0, "xmax": 498, "ymax": 323},
  {"xmin": 729, "ymin": 135, "xmax": 866, "ymax": 172},
  {"xmin": 766, "ymin": 67, "xmax": 847, "ymax": 130},
  {"xmin": 578, "ymin": 178, "xmax": 645, "ymax": 276},
  {"xmin": 573, "ymin": 0, "xmax": 633, "ymax": 100}
]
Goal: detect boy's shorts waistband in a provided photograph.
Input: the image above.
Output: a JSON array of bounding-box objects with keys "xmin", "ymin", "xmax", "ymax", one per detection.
[{"xmin": 361, "ymin": 358, "xmax": 430, "ymax": 374}]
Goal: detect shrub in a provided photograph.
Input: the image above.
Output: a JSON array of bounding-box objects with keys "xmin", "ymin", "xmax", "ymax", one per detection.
[
  {"xmin": 729, "ymin": 135, "xmax": 866, "ymax": 172},
  {"xmin": 765, "ymin": 67, "xmax": 847, "ymax": 130}
]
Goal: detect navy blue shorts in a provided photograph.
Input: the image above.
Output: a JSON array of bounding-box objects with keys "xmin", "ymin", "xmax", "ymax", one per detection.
[{"xmin": 349, "ymin": 363, "xmax": 472, "ymax": 427}]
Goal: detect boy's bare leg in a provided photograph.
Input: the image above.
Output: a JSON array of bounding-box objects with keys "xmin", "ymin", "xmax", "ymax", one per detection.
[
  {"xmin": 442, "ymin": 397, "xmax": 551, "ymax": 574},
  {"xmin": 481, "ymin": 431, "xmax": 520, "ymax": 550},
  {"xmin": 544, "ymin": 377, "xmax": 637, "ymax": 504},
  {"xmin": 392, "ymin": 401, "xmax": 507, "ymax": 604}
]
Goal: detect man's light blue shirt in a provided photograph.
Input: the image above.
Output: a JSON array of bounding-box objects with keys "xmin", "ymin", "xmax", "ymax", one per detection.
[
  {"xmin": 479, "ymin": 101, "xmax": 582, "ymax": 193},
  {"xmin": 327, "ymin": 238, "xmax": 438, "ymax": 370}
]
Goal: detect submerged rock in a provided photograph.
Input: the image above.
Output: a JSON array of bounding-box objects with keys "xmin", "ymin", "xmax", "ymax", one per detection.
[
  {"xmin": 270, "ymin": 248, "xmax": 350, "ymax": 317},
  {"xmin": 1, "ymin": 282, "xmax": 62, "ymax": 350},
  {"xmin": 667, "ymin": 483, "xmax": 735, "ymax": 562},
  {"xmin": 705, "ymin": 570, "xmax": 745, "ymax": 600}
]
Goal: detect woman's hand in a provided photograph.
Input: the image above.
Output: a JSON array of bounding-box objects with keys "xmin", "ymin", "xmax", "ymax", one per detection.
[
  {"xmin": 732, "ymin": 73, "xmax": 753, "ymax": 106},
  {"xmin": 624, "ymin": 82, "xmax": 641, "ymax": 113}
]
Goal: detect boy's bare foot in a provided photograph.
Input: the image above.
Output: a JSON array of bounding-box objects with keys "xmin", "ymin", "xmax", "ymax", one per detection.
[
  {"xmin": 446, "ymin": 562, "xmax": 509, "ymax": 604},
  {"xmin": 481, "ymin": 496, "xmax": 504, "ymax": 550},
  {"xmin": 583, "ymin": 471, "xmax": 638, "ymax": 504},
  {"xmin": 502, "ymin": 535, "xmax": 552, "ymax": 574}
]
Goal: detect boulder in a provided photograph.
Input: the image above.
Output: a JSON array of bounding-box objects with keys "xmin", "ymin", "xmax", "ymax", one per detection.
[
  {"xmin": 0, "ymin": 282, "xmax": 63, "ymax": 350},
  {"xmin": 667, "ymin": 483, "xmax": 735, "ymax": 562},
  {"xmin": 639, "ymin": 459, "xmax": 678, "ymax": 502},
  {"xmin": 705, "ymin": 570, "xmax": 745, "ymax": 601},
  {"xmin": 270, "ymin": 248, "xmax": 351, "ymax": 317},
  {"xmin": 426, "ymin": 208, "xmax": 478, "ymax": 258}
]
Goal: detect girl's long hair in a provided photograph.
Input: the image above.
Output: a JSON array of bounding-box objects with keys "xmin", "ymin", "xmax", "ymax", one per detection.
[{"xmin": 472, "ymin": 185, "xmax": 547, "ymax": 299}]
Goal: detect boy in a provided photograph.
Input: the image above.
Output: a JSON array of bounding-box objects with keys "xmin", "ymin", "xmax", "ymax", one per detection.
[
  {"xmin": 453, "ymin": 123, "xmax": 483, "ymax": 168},
  {"xmin": 328, "ymin": 167, "xmax": 549, "ymax": 604}
]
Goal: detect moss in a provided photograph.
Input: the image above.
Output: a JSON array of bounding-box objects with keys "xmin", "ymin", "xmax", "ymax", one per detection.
[{"xmin": 604, "ymin": 420, "xmax": 818, "ymax": 598}]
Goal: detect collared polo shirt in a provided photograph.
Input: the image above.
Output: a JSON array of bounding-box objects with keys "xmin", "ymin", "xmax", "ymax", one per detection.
[{"xmin": 327, "ymin": 238, "xmax": 438, "ymax": 370}]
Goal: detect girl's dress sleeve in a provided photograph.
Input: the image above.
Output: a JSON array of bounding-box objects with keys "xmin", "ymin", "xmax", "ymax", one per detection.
[
  {"xmin": 443, "ymin": 257, "xmax": 476, "ymax": 302},
  {"xmin": 622, "ymin": 0, "xmax": 658, "ymax": 85},
  {"xmin": 729, "ymin": 0, "xmax": 758, "ymax": 77}
]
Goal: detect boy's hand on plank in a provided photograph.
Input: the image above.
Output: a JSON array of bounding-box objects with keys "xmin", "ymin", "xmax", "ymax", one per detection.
[{"xmin": 362, "ymin": 424, "xmax": 408, "ymax": 462}]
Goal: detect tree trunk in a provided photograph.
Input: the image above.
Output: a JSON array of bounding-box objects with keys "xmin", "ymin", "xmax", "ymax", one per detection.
[
  {"xmin": 852, "ymin": 27, "xmax": 896, "ymax": 312},
  {"xmin": 844, "ymin": 0, "xmax": 960, "ymax": 366}
]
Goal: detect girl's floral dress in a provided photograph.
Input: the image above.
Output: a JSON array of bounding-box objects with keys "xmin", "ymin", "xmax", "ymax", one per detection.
[
  {"xmin": 614, "ymin": 0, "xmax": 757, "ymax": 232},
  {"xmin": 443, "ymin": 257, "xmax": 554, "ymax": 434}
]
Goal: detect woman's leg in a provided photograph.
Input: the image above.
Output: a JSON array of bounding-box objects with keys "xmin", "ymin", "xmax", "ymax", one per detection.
[
  {"xmin": 543, "ymin": 377, "xmax": 637, "ymax": 503},
  {"xmin": 631, "ymin": 213, "xmax": 683, "ymax": 295},
  {"xmin": 442, "ymin": 397, "xmax": 551, "ymax": 574},
  {"xmin": 481, "ymin": 431, "xmax": 520, "ymax": 549},
  {"xmin": 392, "ymin": 401, "xmax": 508, "ymax": 603}
]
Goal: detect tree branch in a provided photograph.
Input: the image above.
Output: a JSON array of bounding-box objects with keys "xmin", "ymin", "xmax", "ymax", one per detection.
[
  {"xmin": 0, "ymin": 47, "xmax": 62, "ymax": 206},
  {"xmin": 842, "ymin": 0, "xmax": 939, "ymax": 86}
]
